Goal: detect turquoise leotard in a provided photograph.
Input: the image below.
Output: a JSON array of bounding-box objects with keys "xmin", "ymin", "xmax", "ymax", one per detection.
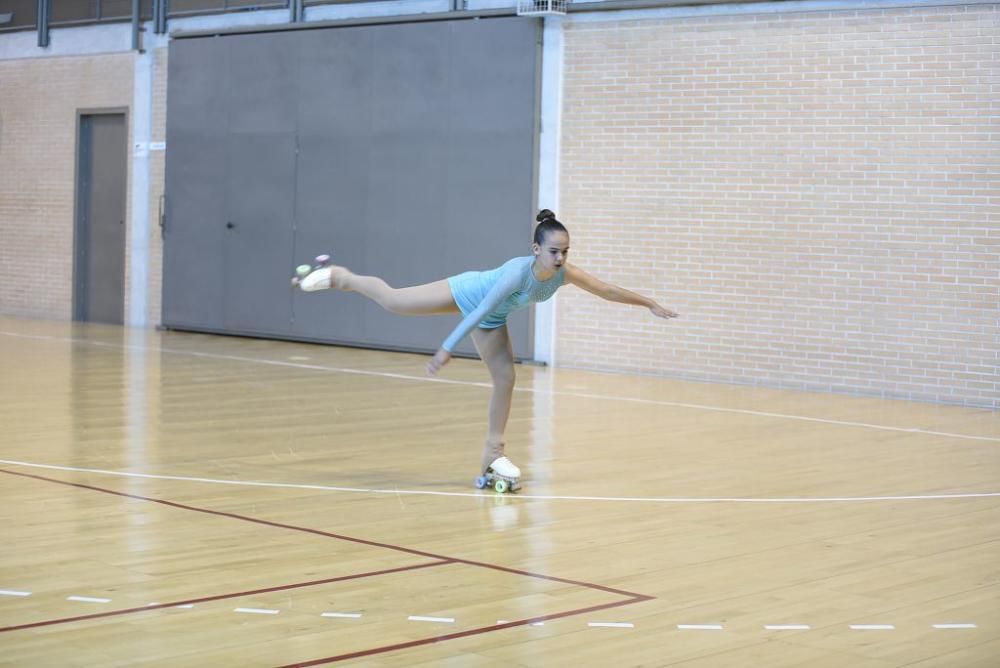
[{"xmin": 443, "ymin": 256, "xmax": 565, "ymax": 352}]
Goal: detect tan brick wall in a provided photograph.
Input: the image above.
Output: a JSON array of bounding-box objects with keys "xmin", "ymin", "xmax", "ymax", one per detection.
[
  {"xmin": 558, "ymin": 4, "xmax": 999, "ymax": 408},
  {"xmin": 0, "ymin": 53, "xmax": 134, "ymax": 320}
]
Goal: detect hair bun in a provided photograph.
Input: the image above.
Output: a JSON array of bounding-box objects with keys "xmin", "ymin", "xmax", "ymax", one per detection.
[{"xmin": 536, "ymin": 209, "xmax": 556, "ymax": 223}]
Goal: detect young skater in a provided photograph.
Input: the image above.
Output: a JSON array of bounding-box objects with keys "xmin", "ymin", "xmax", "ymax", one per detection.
[{"xmin": 293, "ymin": 209, "xmax": 678, "ymax": 491}]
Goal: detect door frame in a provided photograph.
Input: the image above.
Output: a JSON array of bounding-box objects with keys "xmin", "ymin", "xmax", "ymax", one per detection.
[{"xmin": 72, "ymin": 107, "xmax": 130, "ymax": 323}]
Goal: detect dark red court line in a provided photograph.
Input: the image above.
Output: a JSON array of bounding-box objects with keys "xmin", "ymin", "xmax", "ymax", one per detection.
[
  {"xmin": 0, "ymin": 560, "xmax": 451, "ymax": 633},
  {"xmin": 279, "ymin": 596, "xmax": 654, "ymax": 667},
  {"xmin": 0, "ymin": 467, "xmax": 651, "ymax": 599},
  {"xmin": 0, "ymin": 467, "xmax": 655, "ymax": 664}
]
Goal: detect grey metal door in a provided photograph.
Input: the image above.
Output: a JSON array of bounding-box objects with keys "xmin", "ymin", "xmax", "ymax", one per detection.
[
  {"xmin": 74, "ymin": 113, "xmax": 127, "ymax": 324},
  {"xmin": 165, "ymin": 17, "xmax": 540, "ymax": 357},
  {"xmin": 291, "ymin": 17, "xmax": 540, "ymax": 358},
  {"xmin": 162, "ymin": 36, "xmax": 229, "ymax": 328},
  {"xmin": 224, "ymin": 32, "xmax": 298, "ymax": 335}
]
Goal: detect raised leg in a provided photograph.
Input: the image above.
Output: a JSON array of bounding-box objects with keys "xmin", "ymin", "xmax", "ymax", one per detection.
[
  {"xmin": 342, "ymin": 275, "xmax": 460, "ymax": 316},
  {"xmin": 297, "ymin": 260, "xmax": 460, "ymax": 316}
]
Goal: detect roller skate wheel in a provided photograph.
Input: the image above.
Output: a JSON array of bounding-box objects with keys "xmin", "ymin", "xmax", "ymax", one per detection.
[
  {"xmin": 474, "ymin": 476, "xmax": 488, "ymax": 489},
  {"xmin": 494, "ymin": 479, "xmax": 509, "ymax": 494},
  {"xmin": 315, "ymin": 254, "xmax": 331, "ymax": 264},
  {"xmin": 295, "ymin": 264, "xmax": 312, "ymax": 277}
]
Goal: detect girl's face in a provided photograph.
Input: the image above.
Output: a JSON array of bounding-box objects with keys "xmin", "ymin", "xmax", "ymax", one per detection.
[{"xmin": 533, "ymin": 231, "xmax": 570, "ymax": 273}]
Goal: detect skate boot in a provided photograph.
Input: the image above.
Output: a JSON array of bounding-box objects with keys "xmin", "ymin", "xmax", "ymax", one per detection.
[
  {"xmin": 474, "ymin": 441, "xmax": 521, "ymax": 493},
  {"xmin": 291, "ymin": 254, "xmax": 347, "ymax": 291}
]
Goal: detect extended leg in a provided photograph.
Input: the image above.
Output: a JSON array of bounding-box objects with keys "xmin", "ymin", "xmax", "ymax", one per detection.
[{"xmin": 297, "ymin": 261, "xmax": 459, "ymax": 316}]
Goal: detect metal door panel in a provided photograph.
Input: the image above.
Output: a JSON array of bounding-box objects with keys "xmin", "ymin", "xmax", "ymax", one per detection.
[
  {"xmin": 224, "ymin": 133, "xmax": 296, "ymax": 334},
  {"xmin": 161, "ymin": 132, "xmax": 228, "ymax": 328}
]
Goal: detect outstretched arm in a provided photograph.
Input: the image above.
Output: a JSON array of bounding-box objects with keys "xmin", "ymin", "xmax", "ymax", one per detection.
[{"xmin": 565, "ymin": 263, "xmax": 678, "ymax": 319}]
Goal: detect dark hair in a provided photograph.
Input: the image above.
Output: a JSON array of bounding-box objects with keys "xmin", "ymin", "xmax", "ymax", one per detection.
[{"xmin": 534, "ymin": 209, "xmax": 568, "ymax": 245}]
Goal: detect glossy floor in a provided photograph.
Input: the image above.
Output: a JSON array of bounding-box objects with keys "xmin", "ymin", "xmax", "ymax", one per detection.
[{"xmin": 1, "ymin": 317, "xmax": 998, "ymax": 667}]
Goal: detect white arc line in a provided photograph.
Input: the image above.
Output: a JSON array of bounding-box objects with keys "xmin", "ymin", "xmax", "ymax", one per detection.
[
  {"xmin": 0, "ymin": 590, "xmax": 31, "ymax": 597},
  {"xmin": 235, "ymin": 607, "xmax": 279, "ymax": 615},
  {"xmin": 3, "ymin": 330, "xmax": 996, "ymax": 443},
  {"xmin": 3, "ymin": 459, "xmax": 999, "ymax": 505},
  {"xmin": 765, "ymin": 624, "xmax": 811, "ymax": 630},
  {"xmin": 850, "ymin": 624, "xmax": 895, "ymax": 630},
  {"xmin": 933, "ymin": 623, "xmax": 977, "ymax": 629},
  {"xmin": 408, "ymin": 615, "xmax": 454, "ymax": 623},
  {"xmin": 678, "ymin": 624, "xmax": 723, "ymax": 630},
  {"xmin": 67, "ymin": 596, "xmax": 111, "ymax": 603},
  {"xmin": 321, "ymin": 612, "xmax": 362, "ymax": 619},
  {"xmin": 589, "ymin": 622, "xmax": 634, "ymax": 628}
]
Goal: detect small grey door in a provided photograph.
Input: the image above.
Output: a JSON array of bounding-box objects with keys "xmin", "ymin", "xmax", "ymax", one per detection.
[{"xmin": 74, "ymin": 113, "xmax": 127, "ymax": 324}]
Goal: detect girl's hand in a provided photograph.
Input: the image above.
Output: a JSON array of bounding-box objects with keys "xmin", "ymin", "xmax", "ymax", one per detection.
[
  {"xmin": 650, "ymin": 303, "xmax": 679, "ymax": 319},
  {"xmin": 427, "ymin": 348, "xmax": 452, "ymax": 377}
]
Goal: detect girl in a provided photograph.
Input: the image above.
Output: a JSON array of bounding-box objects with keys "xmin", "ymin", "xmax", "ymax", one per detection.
[{"xmin": 293, "ymin": 209, "xmax": 678, "ymax": 491}]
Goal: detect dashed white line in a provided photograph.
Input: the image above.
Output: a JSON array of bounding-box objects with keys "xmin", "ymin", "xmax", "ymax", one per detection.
[
  {"xmin": 933, "ymin": 623, "xmax": 977, "ymax": 629},
  {"xmin": 765, "ymin": 624, "xmax": 811, "ymax": 630},
  {"xmin": 235, "ymin": 607, "xmax": 279, "ymax": 615},
  {"xmin": 0, "ymin": 590, "xmax": 31, "ymax": 597},
  {"xmin": 67, "ymin": 596, "xmax": 111, "ymax": 603},
  {"xmin": 850, "ymin": 624, "xmax": 895, "ymax": 630},
  {"xmin": 589, "ymin": 622, "xmax": 635, "ymax": 628},
  {"xmin": 321, "ymin": 612, "xmax": 362, "ymax": 619},
  {"xmin": 408, "ymin": 615, "xmax": 455, "ymax": 624},
  {"xmin": 678, "ymin": 624, "xmax": 724, "ymax": 630}
]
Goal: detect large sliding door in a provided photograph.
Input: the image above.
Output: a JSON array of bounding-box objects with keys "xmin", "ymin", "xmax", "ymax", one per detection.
[{"xmin": 164, "ymin": 17, "xmax": 540, "ymax": 358}]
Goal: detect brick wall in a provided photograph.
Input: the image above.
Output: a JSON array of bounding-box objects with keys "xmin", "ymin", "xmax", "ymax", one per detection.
[
  {"xmin": 0, "ymin": 53, "xmax": 134, "ymax": 319},
  {"xmin": 557, "ymin": 4, "xmax": 999, "ymax": 407}
]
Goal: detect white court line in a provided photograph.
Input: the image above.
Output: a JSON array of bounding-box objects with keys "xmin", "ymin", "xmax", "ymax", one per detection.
[
  {"xmin": 764, "ymin": 624, "xmax": 811, "ymax": 630},
  {"xmin": 67, "ymin": 596, "xmax": 111, "ymax": 603},
  {"xmin": 678, "ymin": 624, "xmax": 724, "ymax": 630},
  {"xmin": 3, "ymin": 458, "xmax": 999, "ymax": 504},
  {"xmin": 321, "ymin": 612, "xmax": 362, "ymax": 619},
  {"xmin": 408, "ymin": 615, "xmax": 454, "ymax": 623},
  {"xmin": 589, "ymin": 622, "xmax": 634, "ymax": 628},
  {"xmin": 174, "ymin": 604, "xmax": 194, "ymax": 609},
  {"xmin": 0, "ymin": 590, "xmax": 31, "ymax": 597},
  {"xmin": 933, "ymin": 623, "xmax": 977, "ymax": 629},
  {"xmin": 235, "ymin": 607, "xmax": 279, "ymax": 615},
  {"xmin": 2, "ymin": 330, "xmax": 996, "ymax": 443},
  {"xmin": 850, "ymin": 624, "xmax": 895, "ymax": 630}
]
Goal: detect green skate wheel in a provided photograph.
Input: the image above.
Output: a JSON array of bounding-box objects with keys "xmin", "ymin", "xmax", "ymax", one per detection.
[
  {"xmin": 295, "ymin": 264, "xmax": 312, "ymax": 277},
  {"xmin": 494, "ymin": 479, "xmax": 509, "ymax": 494}
]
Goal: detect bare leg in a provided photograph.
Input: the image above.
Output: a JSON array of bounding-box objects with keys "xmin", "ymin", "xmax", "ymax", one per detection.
[
  {"xmin": 341, "ymin": 274, "xmax": 460, "ymax": 316},
  {"xmin": 471, "ymin": 325, "xmax": 519, "ymax": 478},
  {"xmin": 299, "ymin": 261, "xmax": 460, "ymax": 316}
]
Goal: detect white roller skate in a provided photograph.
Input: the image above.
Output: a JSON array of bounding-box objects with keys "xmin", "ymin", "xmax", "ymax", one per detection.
[
  {"xmin": 291, "ymin": 254, "xmax": 346, "ymax": 292},
  {"xmin": 474, "ymin": 441, "xmax": 521, "ymax": 494}
]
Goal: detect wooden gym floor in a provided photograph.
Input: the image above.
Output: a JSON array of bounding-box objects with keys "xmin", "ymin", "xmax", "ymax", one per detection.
[{"xmin": 0, "ymin": 316, "xmax": 997, "ymax": 667}]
